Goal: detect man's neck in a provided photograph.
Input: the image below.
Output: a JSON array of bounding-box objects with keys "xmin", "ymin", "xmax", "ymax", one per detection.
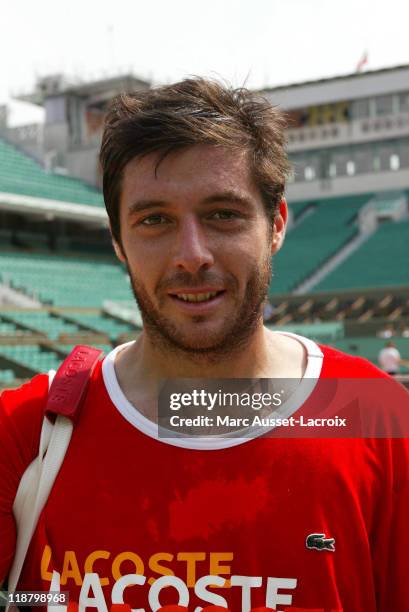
[
  {"xmin": 114, "ymin": 325, "xmax": 308, "ymax": 406},
  {"xmin": 143, "ymin": 324, "xmax": 277, "ymax": 378}
]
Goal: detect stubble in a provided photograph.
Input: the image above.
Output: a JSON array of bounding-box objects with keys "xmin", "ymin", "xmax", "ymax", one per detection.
[{"xmin": 125, "ymin": 253, "xmax": 272, "ymax": 364}]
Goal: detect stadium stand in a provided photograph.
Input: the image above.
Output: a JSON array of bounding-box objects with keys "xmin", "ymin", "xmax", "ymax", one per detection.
[
  {"xmin": 0, "ymin": 320, "xmax": 22, "ymax": 335},
  {"xmin": 266, "ymin": 321, "xmax": 344, "ymax": 342},
  {"xmin": 288, "ymin": 200, "xmax": 313, "ymax": 221},
  {"xmin": 0, "ymin": 316, "xmax": 34, "ymax": 338},
  {"xmin": 1, "ymin": 310, "xmax": 82, "ymax": 339},
  {"xmin": 271, "ymin": 194, "xmax": 372, "ymax": 294},
  {"xmin": 0, "ymin": 344, "xmax": 65, "ymax": 373},
  {"xmin": 266, "ymin": 288, "xmax": 409, "ymax": 325},
  {"xmin": 0, "ymin": 251, "xmax": 133, "ymax": 307},
  {"xmin": 0, "ymin": 300, "xmax": 140, "ymax": 387},
  {"xmin": 65, "ymin": 313, "xmax": 135, "ymax": 341},
  {"xmin": 330, "ymin": 336, "xmax": 409, "ymax": 366},
  {"xmin": 314, "ymin": 218, "xmax": 409, "ymax": 291},
  {"xmin": 59, "ymin": 344, "xmax": 113, "ymax": 355},
  {"xmin": 0, "ymin": 138, "xmax": 104, "ymax": 206},
  {"xmin": 0, "ymin": 369, "xmax": 15, "ymax": 385}
]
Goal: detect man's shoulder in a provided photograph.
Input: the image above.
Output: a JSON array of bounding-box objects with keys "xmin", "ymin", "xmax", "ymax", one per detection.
[
  {"xmin": 318, "ymin": 343, "xmax": 388, "ymax": 378},
  {"xmin": 317, "ymin": 344, "xmax": 409, "ymax": 439},
  {"xmin": 0, "ymin": 373, "xmax": 50, "ymax": 470},
  {"xmin": 0, "ymin": 373, "xmax": 49, "ymax": 421}
]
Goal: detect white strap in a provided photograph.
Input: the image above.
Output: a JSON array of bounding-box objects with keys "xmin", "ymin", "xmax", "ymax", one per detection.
[
  {"xmin": 8, "ymin": 371, "xmax": 72, "ymax": 607},
  {"xmin": 12, "ymin": 371, "xmax": 56, "ymax": 530}
]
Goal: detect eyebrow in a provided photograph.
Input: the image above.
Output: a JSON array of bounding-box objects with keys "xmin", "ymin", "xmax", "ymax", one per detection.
[
  {"xmin": 201, "ymin": 191, "xmax": 252, "ymax": 207},
  {"xmin": 127, "ymin": 191, "xmax": 252, "ymax": 215},
  {"xmin": 127, "ymin": 200, "xmax": 167, "ymax": 216}
]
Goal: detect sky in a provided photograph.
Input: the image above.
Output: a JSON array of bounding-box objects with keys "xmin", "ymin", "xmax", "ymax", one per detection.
[{"xmin": 2, "ymin": 0, "xmax": 409, "ymax": 125}]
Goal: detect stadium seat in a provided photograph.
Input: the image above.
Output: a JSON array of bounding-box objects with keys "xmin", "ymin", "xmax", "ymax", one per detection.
[
  {"xmin": 67, "ymin": 313, "xmax": 135, "ymax": 341},
  {"xmin": 315, "ymin": 219, "xmax": 409, "ymax": 291},
  {"xmin": 0, "ymin": 369, "xmax": 16, "ymax": 384},
  {"xmin": 2, "ymin": 311, "xmax": 82, "ymax": 340},
  {"xmin": 0, "ymin": 345, "xmax": 63, "ymax": 372},
  {"xmin": 271, "ymin": 194, "xmax": 372, "ymax": 294},
  {"xmin": 266, "ymin": 321, "xmax": 344, "ymax": 341},
  {"xmin": 0, "ymin": 251, "xmax": 133, "ymax": 307},
  {"xmin": 0, "ymin": 138, "xmax": 104, "ymax": 206}
]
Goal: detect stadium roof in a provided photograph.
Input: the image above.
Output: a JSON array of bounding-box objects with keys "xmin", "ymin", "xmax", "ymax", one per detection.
[
  {"xmin": 260, "ymin": 63, "xmax": 409, "ymax": 94},
  {"xmin": 261, "ymin": 63, "xmax": 409, "ymax": 111}
]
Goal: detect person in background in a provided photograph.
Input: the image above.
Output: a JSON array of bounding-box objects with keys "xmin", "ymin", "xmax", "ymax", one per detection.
[
  {"xmin": 377, "ymin": 324, "xmax": 396, "ymax": 339},
  {"xmin": 378, "ymin": 340, "xmax": 402, "ymax": 375}
]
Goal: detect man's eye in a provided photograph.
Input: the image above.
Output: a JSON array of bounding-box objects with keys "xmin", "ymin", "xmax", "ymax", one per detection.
[
  {"xmin": 211, "ymin": 210, "xmax": 239, "ymax": 220},
  {"xmin": 140, "ymin": 214, "xmax": 168, "ymax": 225}
]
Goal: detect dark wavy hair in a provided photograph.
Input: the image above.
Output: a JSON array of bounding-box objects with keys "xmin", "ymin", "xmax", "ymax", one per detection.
[{"xmin": 100, "ymin": 77, "xmax": 291, "ymax": 244}]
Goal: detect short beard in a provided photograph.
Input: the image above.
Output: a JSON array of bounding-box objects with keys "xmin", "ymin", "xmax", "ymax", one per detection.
[{"xmin": 126, "ymin": 256, "xmax": 272, "ymax": 364}]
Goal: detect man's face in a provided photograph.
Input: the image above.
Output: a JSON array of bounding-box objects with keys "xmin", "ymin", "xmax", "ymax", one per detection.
[{"xmin": 115, "ymin": 145, "xmax": 286, "ymax": 359}]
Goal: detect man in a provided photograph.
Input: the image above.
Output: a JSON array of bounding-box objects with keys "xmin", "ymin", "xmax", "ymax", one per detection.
[
  {"xmin": 0, "ymin": 78, "xmax": 408, "ymax": 612},
  {"xmin": 378, "ymin": 340, "xmax": 402, "ymax": 375}
]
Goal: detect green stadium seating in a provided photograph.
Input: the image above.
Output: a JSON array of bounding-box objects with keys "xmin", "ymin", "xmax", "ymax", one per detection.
[
  {"xmin": 289, "ymin": 200, "xmax": 313, "ymax": 220},
  {"xmin": 0, "ymin": 369, "xmax": 16, "ymax": 384},
  {"xmin": 0, "ymin": 251, "xmax": 133, "ymax": 307},
  {"xmin": 0, "ymin": 345, "xmax": 63, "ymax": 372},
  {"xmin": 266, "ymin": 321, "xmax": 344, "ymax": 341},
  {"xmin": 67, "ymin": 313, "xmax": 135, "ymax": 341},
  {"xmin": 59, "ymin": 344, "xmax": 112, "ymax": 355},
  {"xmin": 0, "ymin": 317, "xmax": 35, "ymax": 337},
  {"xmin": 3, "ymin": 311, "xmax": 82, "ymax": 340},
  {"xmin": 0, "ymin": 138, "xmax": 104, "ymax": 206},
  {"xmin": 0, "ymin": 321, "xmax": 19, "ymax": 334},
  {"xmin": 271, "ymin": 194, "xmax": 372, "ymax": 294},
  {"xmin": 315, "ymin": 219, "xmax": 409, "ymax": 291}
]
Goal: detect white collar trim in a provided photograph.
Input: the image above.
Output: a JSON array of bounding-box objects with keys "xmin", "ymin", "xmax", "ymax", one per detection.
[{"xmin": 102, "ymin": 332, "xmax": 323, "ymax": 450}]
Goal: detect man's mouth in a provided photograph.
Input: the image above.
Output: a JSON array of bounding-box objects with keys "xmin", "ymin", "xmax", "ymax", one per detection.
[
  {"xmin": 174, "ymin": 291, "xmax": 220, "ymax": 303},
  {"xmin": 168, "ymin": 289, "xmax": 225, "ymax": 304}
]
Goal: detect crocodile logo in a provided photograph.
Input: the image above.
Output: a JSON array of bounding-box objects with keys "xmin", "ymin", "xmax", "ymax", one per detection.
[{"xmin": 306, "ymin": 532, "xmax": 336, "ymax": 551}]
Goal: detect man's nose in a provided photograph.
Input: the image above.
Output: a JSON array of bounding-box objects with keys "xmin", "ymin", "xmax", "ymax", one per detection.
[{"xmin": 171, "ymin": 216, "xmax": 214, "ymax": 274}]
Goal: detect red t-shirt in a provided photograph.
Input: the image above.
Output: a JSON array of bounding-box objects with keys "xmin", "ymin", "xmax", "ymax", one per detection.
[{"xmin": 0, "ymin": 339, "xmax": 408, "ymax": 612}]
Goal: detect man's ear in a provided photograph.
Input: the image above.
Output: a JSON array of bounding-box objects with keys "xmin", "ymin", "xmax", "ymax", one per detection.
[
  {"xmin": 109, "ymin": 224, "xmax": 126, "ymax": 263},
  {"xmin": 271, "ymin": 198, "xmax": 288, "ymax": 255},
  {"xmin": 113, "ymin": 239, "xmax": 126, "ymax": 263}
]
